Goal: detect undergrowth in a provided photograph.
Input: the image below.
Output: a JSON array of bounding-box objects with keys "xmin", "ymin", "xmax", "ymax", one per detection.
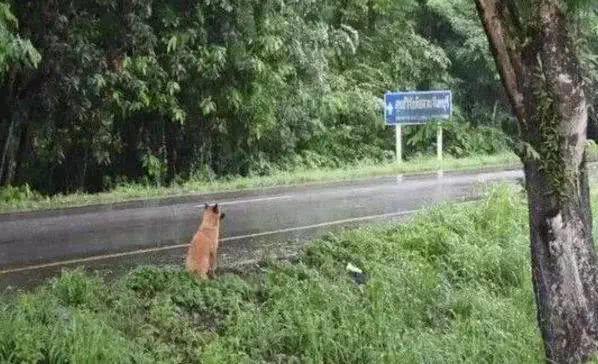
[{"xmin": 0, "ymin": 186, "xmax": 545, "ymax": 363}]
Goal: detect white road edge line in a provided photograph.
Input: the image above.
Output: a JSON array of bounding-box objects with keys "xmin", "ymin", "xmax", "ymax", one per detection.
[
  {"xmin": 194, "ymin": 195, "xmax": 292, "ymax": 207},
  {"xmin": 0, "ymin": 209, "xmax": 420, "ymax": 275}
]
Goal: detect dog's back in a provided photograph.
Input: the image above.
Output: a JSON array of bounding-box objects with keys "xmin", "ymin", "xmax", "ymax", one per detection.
[{"xmin": 186, "ymin": 204, "xmax": 224, "ymax": 279}]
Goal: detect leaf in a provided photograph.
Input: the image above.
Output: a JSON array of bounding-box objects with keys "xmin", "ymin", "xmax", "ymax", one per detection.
[
  {"xmin": 173, "ymin": 108, "xmax": 186, "ymax": 123},
  {"xmin": 167, "ymin": 81, "xmax": 180, "ymax": 96},
  {"xmin": 140, "ymin": 91, "xmax": 150, "ymax": 107},
  {"xmin": 23, "ymin": 40, "xmax": 41, "ymax": 67},
  {"xmin": 0, "ymin": 2, "xmax": 18, "ymax": 28},
  {"xmin": 167, "ymin": 35, "xmax": 177, "ymax": 54},
  {"xmin": 200, "ymin": 97, "xmax": 216, "ymax": 116},
  {"xmin": 517, "ymin": 142, "xmax": 541, "ymax": 161}
]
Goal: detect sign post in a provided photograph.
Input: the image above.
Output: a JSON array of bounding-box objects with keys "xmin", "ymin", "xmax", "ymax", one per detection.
[
  {"xmin": 395, "ymin": 124, "xmax": 402, "ymax": 163},
  {"xmin": 437, "ymin": 123, "xmax": 443, "ymax": 161},
  {"xmin": 384, "ymin": 90, "xmax": 452, "ymax": 163}
]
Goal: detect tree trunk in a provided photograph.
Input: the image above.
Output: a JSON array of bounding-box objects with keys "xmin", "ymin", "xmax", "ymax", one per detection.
[
  {"xmin": 13, "ymin": 122, "xmax": 30, "ymax": 186},
  {"xmin": 166, "ymin": 121, "xmax": 178, "ymax": 183},
  {"xmin": 588, "ymin": 114, "xmax": 598, "ymax": 142},
  {"xmin": 525, "ymin": 158, "xmax": 598, "ymax": 362},
  {"xmin": 475, "ymin": 1, "xmax": 598, "ymax": 362},
  {"xmin": 0, "ymin": 68, "xmax": 19, "ymax": 186},
  {"xmin": 2, "ymin": 117, "xmax": 25, "ymax": 187},
  {"xmin": 0, "ymin": 117, "xmax": 17, "ymax": 186},
  {"xmin": 0, "ymin": 120, "xmax": 14, "ymax": 185},
  {"xmin": 79, "ymin": 148, "xmax": 88, "ymax": 191}
]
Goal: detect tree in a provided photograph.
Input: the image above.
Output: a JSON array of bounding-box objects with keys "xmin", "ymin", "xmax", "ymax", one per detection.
[
  {"xmin": 474, "ymin": 0, "xmax": 598, "ymax": 362},
  {"xmin": 0, "ymin": 2, "xmax": 39, "ymax": 79},
  {"xmin": 0, "ymin": 1, "xmax": 39, "ymax": 187},
  {"xmin": 0, "ymin": 0, "xmax": 455, "ymax": 193}
]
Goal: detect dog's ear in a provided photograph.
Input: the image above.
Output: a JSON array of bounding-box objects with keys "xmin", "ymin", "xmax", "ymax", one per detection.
[
  {"xmin": 212, "ymin": 204, "xmax": 219, "ymax": 213},
  {"xmin": 220, "ymin": 213, "xmax": 226, "ymax": 220},
  {"xmin": 204, "ymin": 203, "xmax": 209, "ymax": 209}
]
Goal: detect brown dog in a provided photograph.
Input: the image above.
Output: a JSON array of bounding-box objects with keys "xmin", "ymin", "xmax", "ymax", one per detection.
[{"xmin": 185, "ymin": 203, "xmax": 225, "ymax": 279}]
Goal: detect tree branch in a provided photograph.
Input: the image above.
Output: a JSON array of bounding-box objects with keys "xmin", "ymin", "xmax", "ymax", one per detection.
[{"xmin": 474, "ymin": 0, "xmax": 528, "ymax": 124}]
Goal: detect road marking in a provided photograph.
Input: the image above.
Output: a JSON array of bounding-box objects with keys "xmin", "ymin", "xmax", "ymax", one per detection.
[
  {"xmin": 219, "ymin": 209, "xmax": 419, "ymax": 242},
  {"xmin": 0, "ymin": 209, "xmax": 420, "ymax": 275},
  {"xmin": 195, "ymin": 195, "xmax": 292, "ymax": 208}
]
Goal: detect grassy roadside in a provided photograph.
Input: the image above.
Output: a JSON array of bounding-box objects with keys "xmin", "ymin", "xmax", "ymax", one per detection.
[
  {"xmin": 0, "ymin": 153, "xmax": 520, "ymax": 214},
  {"xmin": 0, "ymin": 185, "xmax": 552, "ymax": 363}
]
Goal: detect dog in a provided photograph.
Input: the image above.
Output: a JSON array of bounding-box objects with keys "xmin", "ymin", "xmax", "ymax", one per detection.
[{"xmin": 185, "ymin": 203, "xmax": 225, "ymax": 279}]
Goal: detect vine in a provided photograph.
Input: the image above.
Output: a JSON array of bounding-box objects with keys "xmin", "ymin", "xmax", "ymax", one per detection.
[{"xmin": 530, "ymin": 61, "xmax": 578, "ymax": 201}]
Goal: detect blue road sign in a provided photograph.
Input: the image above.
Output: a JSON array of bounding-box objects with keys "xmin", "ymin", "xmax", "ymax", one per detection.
[{"xmin": 384, "ymin": 90, "xmax": 452, "ymax": 125}]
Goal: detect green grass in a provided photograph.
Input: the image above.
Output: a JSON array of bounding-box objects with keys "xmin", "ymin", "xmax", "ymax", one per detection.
[
  {"xmin": 0, "ymin": 185, "xmax": 551, "ymax": 363},
  {"xmin": 0, "ymin": 152, "xmax": 519, "ymax": 213}
]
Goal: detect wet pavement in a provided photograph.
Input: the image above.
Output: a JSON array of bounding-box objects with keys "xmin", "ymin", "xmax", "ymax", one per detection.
[{"xmin": 0, "ymin": 168, "xmax": 526, "ymax": 289}]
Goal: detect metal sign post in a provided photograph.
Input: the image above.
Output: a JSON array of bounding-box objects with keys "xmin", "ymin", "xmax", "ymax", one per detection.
[
  {"xmin": 437, "ymin": 123, "xmax": 443, "ymax": 161},
  {"xmin": 396, "ymin": 124, "xmax": 402, "ymax": 163},
  {"xmin": 384, "ymin": 90, "xmax": 452, "ymax": 164}
]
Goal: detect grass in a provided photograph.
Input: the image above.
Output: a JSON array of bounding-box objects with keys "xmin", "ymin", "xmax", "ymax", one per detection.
[
  {"xmin": 0, "ymin": 185, "xmax": 551, "ymax": 363},
  {"xmin": 0, "ymin": 152, "xmax": 520, "ymax": 213}
]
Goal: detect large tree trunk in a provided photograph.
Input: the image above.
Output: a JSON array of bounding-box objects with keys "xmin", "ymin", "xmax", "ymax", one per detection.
[
  {"xmin": 525, "ymin": 157, "xmax": 598, "ymax": 362},
  {"xmin": 0, "ymin": 117, "xmax": 17, "ymax": 185},
  {"xmin": 475, "ymin": 1, "xmax": 598, "ymax": 362},
  {"xmin": 0, "ymin": 68, "xmax": 19, "ymax": 187},
  {"xmin": 0, "ymin": 114, "xmax": 24, "ymax": 187}
]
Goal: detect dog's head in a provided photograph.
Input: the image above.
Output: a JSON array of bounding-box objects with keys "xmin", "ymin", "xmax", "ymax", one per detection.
[{"xmin": 202, "ymin": 203, "xmax": 225, "ymax": 226}]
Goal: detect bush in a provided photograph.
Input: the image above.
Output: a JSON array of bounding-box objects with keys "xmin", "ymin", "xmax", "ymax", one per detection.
[
  {"xmin": 406, "ymin": 120, "xmax": 510, "ymax": 158},
  {"xmin": 0, "ymin": 184, "xmax": 43, "ymax": 204}
]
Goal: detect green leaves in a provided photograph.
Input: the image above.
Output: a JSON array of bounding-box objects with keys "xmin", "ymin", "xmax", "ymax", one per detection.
[
  {"xmin": 200, "ymin": 97, "xmax": 216, "ymax": 116},
  {"xmin": 142, "ymin": 152, "xmax": 167, "ymax": 186},
  {"xmin": 0, "ymin": 2, "xmax": 16, "ymax": 26},
  {"xmin": 166, "ymin": 35, "xmax": 178, "ymax": 53},
  {"xmin": 0, "ymin": 1, "xmax": 40, "ymax": 79},
  {"xmin": 0, "ymin": 0, "xmax": 517, "ymax": 193},
  {"xmin": 567, "ymin": 0, "xmax": 595, "ymax": 12}
]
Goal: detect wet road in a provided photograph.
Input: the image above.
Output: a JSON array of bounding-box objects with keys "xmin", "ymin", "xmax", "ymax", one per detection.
[{"xmin": 0, "ymin": 168, "xmax": 525, "ymax": 289}]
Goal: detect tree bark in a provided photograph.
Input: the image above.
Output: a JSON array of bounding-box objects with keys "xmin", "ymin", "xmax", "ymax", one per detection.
[
  {"xmin": 475, "ymin": 1, "xmax": 598, "ymax": 362},
  {"xmin": 0, "ymin": 117, "xmax": 17, "ymax": 186},
  {"xmin": 1, "ymin": 115, "xmax": 25, "ymax": 187},
  {"xmin": 0, "ymin": 68, "xmax": 20, "ymax": 187}
]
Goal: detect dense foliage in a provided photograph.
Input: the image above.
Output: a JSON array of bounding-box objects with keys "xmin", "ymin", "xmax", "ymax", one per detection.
[{"xmin": 0, "ymin": 0, "xmax": 595, "ymax": 194}]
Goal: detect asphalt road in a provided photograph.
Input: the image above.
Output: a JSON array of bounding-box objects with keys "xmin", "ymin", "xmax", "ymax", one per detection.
[{"xmin": 0, "ymin": 168, "xmax": 526, "ymax": 289}]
